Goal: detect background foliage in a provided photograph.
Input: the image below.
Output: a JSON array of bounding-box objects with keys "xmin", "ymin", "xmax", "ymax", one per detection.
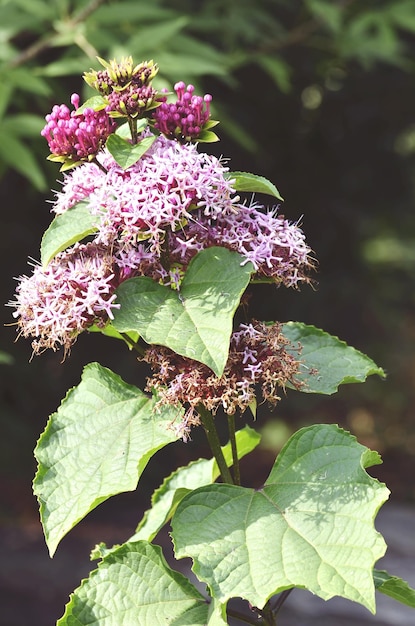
[{"xmin": 1, "ymin": 0, "xmax": 415, "ymax": 622}]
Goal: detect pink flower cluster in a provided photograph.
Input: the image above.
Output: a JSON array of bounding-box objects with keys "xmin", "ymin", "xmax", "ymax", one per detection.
[
  {"xmin": 41, "ymin": 94, "xmax": 116, "ymax": 162},
  {"xmin": 167, "ymin": 204, "xmax": 313, "ymax": 287},
  {"xmin": 11, "ymin": 243, "xmax": 118, "ymax": 355},
  {"xmin": 53, "ymin": 135, "xmax": 238, "ymax": 254},
  {"xmin": 153, "ymin": 82, "xmax": 213, "ymax": 142}
]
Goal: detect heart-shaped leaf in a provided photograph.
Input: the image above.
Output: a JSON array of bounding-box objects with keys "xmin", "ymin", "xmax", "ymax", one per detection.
[
  {"xmin": 34, "ymin": 363, "xmax": 181, "ymax": 555},
  {"xmin": 171, "ymin": 424, "xmax": 389, "ymax": 613},
  {"xmin": 112, "ymin": 247, "xmax": 254, "ymax": 376},
  {"xmin": 40, "ymin": 201, "xmax": 99, "ymax": 266},
  {"xmin": 106, "ymin": 133, "xmax": 156, "ymax": 169}
]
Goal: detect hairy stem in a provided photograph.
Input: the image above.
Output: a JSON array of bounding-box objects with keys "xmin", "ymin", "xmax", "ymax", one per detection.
[
  {"xmin": 197, "ymin": 404, "xmax": 234, "ymax": 484},
  {"xmin": 227, "ymin": 413, "xmax": 241, "ymax": 485}
]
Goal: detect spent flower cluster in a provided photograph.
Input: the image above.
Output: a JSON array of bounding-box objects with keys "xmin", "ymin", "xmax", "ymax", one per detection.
[
  {"xmin": 144, "ymin": 321, "xmax": 303, "ymax": 439},
  {"xmin": 11, "ymin": 56, "xmax": 315, "ymax": 433}
]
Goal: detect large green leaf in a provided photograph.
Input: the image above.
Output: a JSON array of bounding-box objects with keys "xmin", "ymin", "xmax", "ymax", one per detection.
[
  {"xmin": 33, "ymin": 363, "xmax": 181, "ymax": 556},
  {"xmin": 40, "ymin": 201, "xmax": 99, "ymax": 267},
  {"xmin": 172, "ymin": 424, "xmax": 389, "ymax": 613},
  {"xmin": 112, "ymin": 247, "xmax": 254, "ymax": 376},
  {"xmin": 374, "ymin": 569, "xmax": 415, "ymax": 607},
  {"xmin": 282, "ymin": 322, "xmax": 385, "ymax": 394},
  {"xmin": 58, "ymin": 541, "xmax": 209, "ymax": 626},
  {"xmin": 129, "ymin": 426, "xmax": 261, "ymax": 543}
]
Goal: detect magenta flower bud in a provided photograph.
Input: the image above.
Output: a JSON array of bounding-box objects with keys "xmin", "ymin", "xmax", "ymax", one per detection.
[
  {"xmin": 41, "ymin": 94, "xmax": 116, "ymax": 163},
  {"xmin": 152, "ymin": 82, "xmax": 213, "ymax": 142}
]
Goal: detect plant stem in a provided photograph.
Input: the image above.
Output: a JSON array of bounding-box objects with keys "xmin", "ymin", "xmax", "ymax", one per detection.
[
  {"xmin": 120, "ymin": 332, "xmax": 146, "ymax": 357},
  {"xmin": 128, "ymin": 116, "xmax": 138, "ymax": 143},
  {"xmin": 271, "ymin": 589, "xmax": 293, "ymax": 618},
  {"xmin": 227, "ymin": 607, "xmax": 262, "ymax": 625},
  {"xmin": 197, "ymin": 404, "xmax": 234, "ymax": 484},
  {"xmin": 227, "ymin": 413, "xmax": 241, "ymax": 485},
  {"xmin": 92, "ymin": 157, "xmax": 108, "ymax": 173}
]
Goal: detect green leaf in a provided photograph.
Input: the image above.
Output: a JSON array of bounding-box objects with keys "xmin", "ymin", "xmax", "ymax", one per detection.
[
  {"xmin": 116, "ymin": 118, "xmax": 148, "ymax": 139},
  {"xmin": 129, "ymin": 426, "xmax": 261, "ymax": 543},
  {"xmin": 227, "ymin": 171, "xmax": 284, "ymax": 201},
  {"xmin": 197, "ymin": 129, "xmax": 219, "ymax": 142},
  {"xmin": 112, "ymin": 247, "xmax": 254, "ymax": 376},
  {"xmin": 0, "ymin": 350, "xmax": 13, "ymax": 365},
  {"xmin": 0, "ymin": 129, "xmax": 47, "ymax": 190},
  {"xmin": 33, "ymin": 363, "xmax": 181, "ymax": 556},
  {"xmin": 106, "ymin": 133, "xmax": 156, "ymax": 169},
  {"xmin": 127, "ymin": 16, "xmax": 189, "ymax": 51},
  {"xmin": 57, "ymin": 541, "xmax": 209, "ymax": 626},
  {"xmin": 207, "ymin": 599, "xmax": 228, "ymax": 625},
  {"xmin": 282, "ymin": 322, "xmax": 385, "ymax": 394},
  {"xmin": 40, "ymin": 201, "xmax": 99, "ymax": 267},
  {"xmin": 8, "ymin": 67, "xmax": 51, "ymax": 96},
  {"xmin": 306, "ymin": 0, "xmax": 344, "ymax": 33},
  {"xmin": 75, "ymin": 95, "xmax": 108, "ymax": 113},
  {"xmin": 257, "ymin": 55, "xmax": 292, "ymax": 93},
  {"xmin": 374, "ymin": 569, "xmax": 415, "ymax": 607},
  {"xmin": 2, "ymin": 113, "xmax": 45, "ymax": 136},
  {"xmin": 171, "ymin": 424, "xmax": 389, "ymax": 613}
]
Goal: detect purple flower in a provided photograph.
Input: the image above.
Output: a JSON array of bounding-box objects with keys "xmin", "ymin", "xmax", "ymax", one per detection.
[
  {"xmin": 153, "ymin": 82, "xmax": 213, "ymax": 142},
  {"xmin": 52, "ymin": 136, "xmax": 238, "ymax": 254},
  {"xmin": 9, "ymin": 243, "xmax": 119, "ymax": 355},
  {"xmin": 41, "ymin": 94, "xmax": 116, "ymax": 163},
  {"xmin": 169, "ymin": 203, "xmax": 315, "ymax": 288}
]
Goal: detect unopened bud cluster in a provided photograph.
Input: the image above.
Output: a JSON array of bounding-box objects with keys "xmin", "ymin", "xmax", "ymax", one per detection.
[
  {"xmin": 41, "ymin": 94, "xmax": 116, "ymax": 166},
  {"xmin": 153, "ymin": 82, "xmax": 213, "ymax": 142}
]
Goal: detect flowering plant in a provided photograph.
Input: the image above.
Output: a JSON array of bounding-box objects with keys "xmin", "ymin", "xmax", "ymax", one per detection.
[{"xmin": 10, "ymin": 57, "xmax": 415, "ymax": 625}]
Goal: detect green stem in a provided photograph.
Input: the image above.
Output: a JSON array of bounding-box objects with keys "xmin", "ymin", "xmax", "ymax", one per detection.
[
  {"xmin": 197, "ymin": 404, "xmax": 234, "ymax": 484},
  {"xmin": 92, "ymin": 157, "xmax": 108, "ymax": 173},
  {"xmin": 226, "ymin": 607, "xmax": 262, "ymax": 625},
  {"xmin": 259, "ymin": 603, "xmax": 275, "ymax": 626},
  {"xmin": 270, "ymin": 589, "xmax": 293, "ymax": 619},
  {"xmin": 120, "ymin": 332, "xmax": 146, "ymax": 357},
  {"xmin": 227, "ymin": 413, "xmax": 241, "ymax": 485},
  {"xmin": 128, "ymin": 116, "xmax": 138, "ymax": 143}
]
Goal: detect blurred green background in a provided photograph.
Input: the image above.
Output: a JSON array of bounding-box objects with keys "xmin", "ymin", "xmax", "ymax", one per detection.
[{"xmin": 1, "ymin": 0, "xmax": 415, "ymax": 623}]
